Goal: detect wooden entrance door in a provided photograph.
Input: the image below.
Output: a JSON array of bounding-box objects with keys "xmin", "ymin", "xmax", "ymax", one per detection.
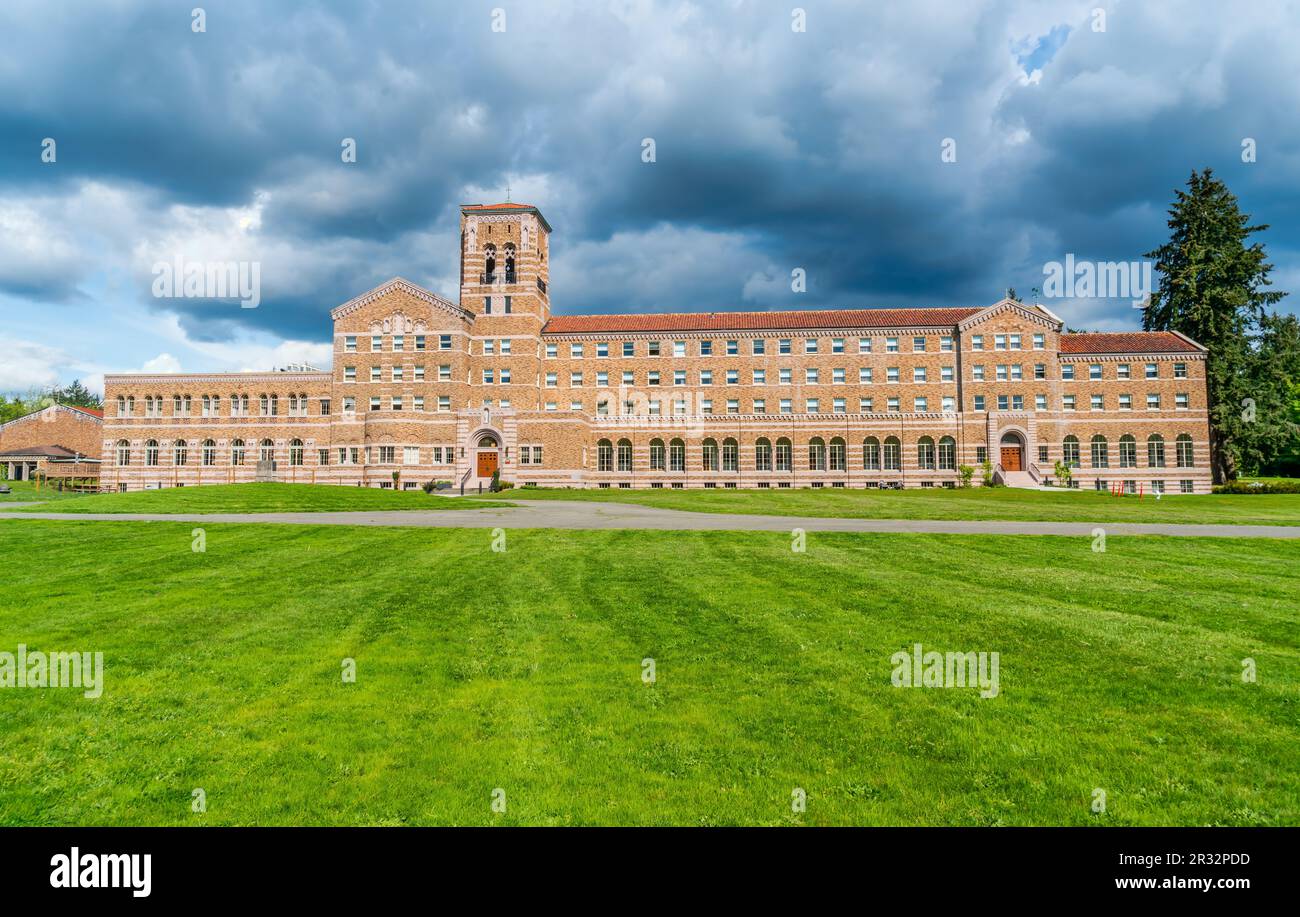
[
  {"xmin": 477, "ymin": 450, "xmax": 498, "ymax": 478},
  {"xmin": 1000, "ymin": 446, "xmax": 1022, "ymax": 471}
]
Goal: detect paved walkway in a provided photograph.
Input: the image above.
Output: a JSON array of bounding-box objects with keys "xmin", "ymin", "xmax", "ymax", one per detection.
[{"xmin": 2, "ymin": 499, "xmax": 1298, "ymax": 537}]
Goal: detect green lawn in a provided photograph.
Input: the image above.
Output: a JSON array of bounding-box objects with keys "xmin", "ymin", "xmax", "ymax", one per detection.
[
  {"xmin": 0, "ymin": 481, "xmax": 92, "ymax": 502},
  {"xmin": 482, "ymin": 485, "xmax": 1300, "ymax": 526},
  {"xmin": 0, "ymin": 520, "xmax": 1295, "ymax": 826},
  {"xmin": 5, "ymin": 482, "xmax": 503, "ymax": 514}
]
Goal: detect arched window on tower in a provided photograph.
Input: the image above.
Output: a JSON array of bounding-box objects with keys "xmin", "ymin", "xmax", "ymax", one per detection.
[
  {"xmin": 483, "ymin": 243, "xmax": 497, "ymax": 281},
  {"xmin": 503, "ymin": 243, "xmax": 516, "ymax": 281}
]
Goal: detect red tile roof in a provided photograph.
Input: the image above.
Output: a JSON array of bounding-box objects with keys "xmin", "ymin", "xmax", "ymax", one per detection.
[
  {"xmin": 462, "ymin": 202, "xmax": 536, "ymax": 210},
  {"xmin": 70, "ymin": 406, "xmax": 104, "ymax": 418},
  {"xmin": 543, "ymin": 307, "xmax": 985, "ymax": 334},
  {"xmin": 1059, "ymin": 331, "xmax": 1202, "ymax": 354}
]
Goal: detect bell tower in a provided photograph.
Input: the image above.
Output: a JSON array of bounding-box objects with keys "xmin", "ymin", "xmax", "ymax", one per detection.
[{"xmin": 459, "ymin": 202, "xmax": 552, "ymax": 322}]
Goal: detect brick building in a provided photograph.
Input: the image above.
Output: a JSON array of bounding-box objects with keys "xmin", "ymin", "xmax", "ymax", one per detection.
[
  {"xmin": 0, "ymin": 403, "xmax": 103, "ymax": 483},
  {"xmin": 101, "ymin": 203, "xmax": 1212, "ymax": 494}
]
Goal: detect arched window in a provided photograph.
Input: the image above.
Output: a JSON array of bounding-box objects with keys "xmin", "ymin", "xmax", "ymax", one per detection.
[
  {"xmin": 669, "ymin": 438, "xmax": 685, "ymax": 472},
  {"xmin": 775, "ymin": 437, "xmax": 792, "ymax": 472},
  {"xmin": 938, "ymin": 436, "xmax": 956, "ymax": 470},
  {"xmin": 617, "ymin": 438, "xmax": 633, "ymax": 472},
  {"xmin": 755, "ymin": 437, "xmax": 772, "ymax": 471},
  {"xmin": 829, "ymin": 437, "xmax": 846, "ymax": 471},
  {"xmin": 231, "ymin": 439, "xmax": 245, "ymax": 466},
  {"xmin": 597, "ymin": 439, "xmax": 613, "ymax": 472},
  {"xmin": 260, "ymin": 439, "xmax": 275, "ymax": 464},
  {"xmin": 115, "ymin": 439, "xmax": 130, "ymax": 466},
  {"xmin": 202, "ymin": 439, "xmax": 217, "ymax": 466},
  {"xmin": 145, "ymin": 439, "xmax": 159, "ymax": 467},
  {"xmin": 478, "ymin": 435, "xmax": 498, "ymax": 449},
  {"xmin": 1090, "ymin": 435, "xmax": 1109, "ymax": 469},
  {"xmin": 917, "ymin": 436, "xmax": 935, "ymax": 470},
  {"xmin": 289, "ymin": 439, "xmax": 304, "ymax": 466},
  {"xmin": 1062, "ymin": 435, "xmax": 1080, "ymax": 467},
  {"xmin": 649, "ymin": 438, "xmax": 665, "ymax": 471},
  {"xmin": 1119, "ymin": 434, "xmax": 1137, "ymax": 468},
  {"xmin": 808, "ymin": 437, "xmax": 826, "ymax": 471},
  {"xmin": 1176, "ymin": 434, "xmax": 1194, "ymax": 468},
  {"xmin": 863, "ymin": 437, "xmax": 881, "ymax": 470},
  {"xmin": 503, "ymin": 243, "xmax": 516, "ymax": 278},
  {"xmin": 1147, "ymin": 434, "xmax": 1165, "ymax": 468},
  {"xmin": 883, "ymin": 436, "xmax": 901, "ymax": 471},
  {"xmin": 484, "ymin": 243, "xmax": 497, "ymax": 278},
  {"xmin": 702, "ymin": 438, "xmax": 718, "ymax": 471},
  {"xmin": 173, "ymin": 440, "xmax": 188, "ymax": 466},
  {"xmin": 722, "ymin": 438, "xmax": 739, "ymax": 472}
]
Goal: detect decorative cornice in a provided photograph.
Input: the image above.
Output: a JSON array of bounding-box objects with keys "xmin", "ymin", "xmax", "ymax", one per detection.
[
  {"xmin": 329, "ymin": 277, "xmax": 472, "ymax": 324},
  {"xmin": 103, "ymin": 372, "xmax": 331, "ymax": 384},
  {"xmin": 958, "ymin": 299, "xmax": 1063, "ymax": 332}
]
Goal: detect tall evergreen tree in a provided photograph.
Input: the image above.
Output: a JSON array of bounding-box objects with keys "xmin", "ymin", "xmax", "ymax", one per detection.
[{"xmin": 1144, "ymin": 169, "xmax": 1292, "ymax": 482}]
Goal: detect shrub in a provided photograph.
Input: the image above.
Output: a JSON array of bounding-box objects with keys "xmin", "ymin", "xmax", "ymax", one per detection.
[
  {"xmin": 1213, "ymin": 479, "xmax": 1300, "ymax": 495},
  {"xmin": 981, "ymin": 460, "xmax": 995, "ymax": 487},
  {"xmin": 421, "ymin": 480, "xmax": 436, "ymax": 494},
  {"xmin": 957, "ymin": 465, "xmax": 974, "ymax": 488},
  {"xmin": 1053, "ymin": 460, "xmax": 1073, "ymax": 488}
]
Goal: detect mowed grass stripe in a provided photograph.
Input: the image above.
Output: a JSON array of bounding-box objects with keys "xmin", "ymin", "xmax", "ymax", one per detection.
[
  {"xmin": 0, "ymin": 520, "xmax": 1295, "ymax": 826},
  {"xmin": 479, "ymin": 484, "xmax": 1300, "ymax": 526}
]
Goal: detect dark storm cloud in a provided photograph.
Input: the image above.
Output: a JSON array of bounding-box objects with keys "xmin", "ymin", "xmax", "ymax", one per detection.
[{"xmin": 0, "ymin": 0, "xmax": 1295, "ymax": 346}]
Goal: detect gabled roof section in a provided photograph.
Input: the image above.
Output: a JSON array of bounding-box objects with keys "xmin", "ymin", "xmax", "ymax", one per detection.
[
  {"xmin": 461, "ymin": 202, "xmax": 552, "ymax": 232},
  {"xmin": 1059, "ymin": 331, "xmax": 1205, "ymax": 355},
  {"xmin": 543, "ymin": 306, "xmax": 985, "ymax": 335},
  {"xmin": 957, "ymin": 298, "xmax": 1064, "ymax": 332},
  {"xmin": 0, "ymin": 444, "xmax": 83, "ymax": 458},
  {"xmin": 329, "ymin": 277, "xmax": 471, "ymax": 323},
  {"xmin": 0, "ymin": 402, "xmax": 104, "ymax": 432}
]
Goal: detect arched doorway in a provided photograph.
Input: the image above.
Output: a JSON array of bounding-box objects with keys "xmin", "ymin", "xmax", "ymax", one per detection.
[
  {"xmin": 475, "ymin": 434, "xmax": 500, "ymax": 478},
  {"xmin": 999, "ymin": 431, "xmax": 1025, "ymax": 471}
]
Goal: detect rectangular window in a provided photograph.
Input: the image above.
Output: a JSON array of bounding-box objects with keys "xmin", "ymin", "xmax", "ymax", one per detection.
[
  {"xmin": 914, "ymin": 397, "xmax": 928, "ymax": 412},
  {"xmin": 1063, "ymin": 394, "xmax": 1076, "ymax": 411},
  {"xmin": 623, "ymin": 341, "xmax": 634, "ymax": 357},
  {"xmin": 806, "ymin": 398, "xmax": 819, "ymax": 413},
  {"xmin": 832, "ymin": 338, "xmax": 845, "ymax": 354},
  {"xmin": 859, "ymin": 367, "xmax": 873, "ymax": 383},
  {"xmin": 571, "ymin": 372, "xmax": 584, "ymax": 386},
  {"xmin": 1089, "ymin": 363, "xmax": 1102, "ymax": 380},
  {"xmin": 941, "ymin": 396, "xmax": 955, "ymax": 412},
  {"xmin": 1174, "ymin": 362, "xmax": 1187, "ymax": 378},
  {"xmin": 674, "ymin": 370, "xmax": 686, "ymax": 385},
  {"xmin": 887, "ymin": 397, "xmax": 900, "ymax": 412},
  {"xmin": 1033, "ymin": 333, "xmax": 1045, "ymax": 350},
  {"xmin": 886, "ymin": 336, "xmax": 899, "ymax": 352},
  {"xmin": 805, "ymin": 338, "xmax": 818, "ymax": 354},
  {"xmin": 439, "ymin": 335, "xmax": 452, "ymax": 350},
  {"xmin": 913, "ymin": 336, "xmax": 926, "ymax": 352},
  {"xmin": 1061, "ymin": 364, "xmax": 1075, "ymax": 380},
  {"xmin": 344, "ymin": 366, "xmax": 356, "ymax": 382},
  {"xmin": 860, "ymin": 398, "xmax": 873, "ymax": 412},
  {"xmin": 971, "ymin": 335, "xmax": 983, "ymax": 351},
  {"xmin": 753, "ymin": 369, "xmax": 766, "ymax": 385},
  {"xmin": 1176, "ymin": 392, "xmax": 1189, "ymax": 409},
  {"xmin": 941, "ymin": 336, "xmax": 954, "ymax": 352},
  {"xmin": 941, "ymin": 366, "xmax": 954, "ymax": 382},
  {"xmin": 393, "ymin": 335, "xmax": 404, "ymax": 352},
  {"xmin": 438, "ymin": 396, "xmax": 450, "ymax": 412},
  {"xmin": 995, "ymin": 334, "xmax": 1007, "ymax": 350},
  {"xmin": 1145, "ymin": 363, "xmax": 1158, "ymax": 379},
  {"xmin": 673, "ymin": 340, "xmax": 686, "ymax": 357},
  {"xmin": 571, "ymin": 343, "xmax": 584, "ymax": 358},
  {"xmin": 546, "ymin": 343, "xmax": 558, "ymax": 358},
  {"xmin": 973, "ymin": 365, "xmax": 985, "ymax": 381},
  {"xmin": 596, "ymin": 342, "xmax": 608, "ymax": 357},
  {"xmin": 779, "ymin": 338, "xmax": 792, "ymax": 355},
  {"xmin": 1091, "ymin": 394, "xmax": 1104, "ymax": 410},
  {"xmin": 403, "ymin": 446, "xmax": 420, "ymax": 465},
  {"xmin": 439, "ymin": 365, "xmax": 451, "ymax": 381},
  {"xmin": 699, "ymin": 340, "xmax": 713, "ymax": 356},
  {"xmin": 913, "ymin": 367, "xmax": 926, "ymax": 382},
  {"xmin": 344, "ymin": 335, "xmax": 357, "ymax": 352},
  {"xmin": 372, "ymin": 335, "xmax": 383, "ymax": 351},
  {"xmin": 1035, "ymin": 394, "xmax": 1047, "ymax": 410},
  {"xmin": 647, "ymin": 341, "xmax": 660, "ymax": 356},
  {"xmin": 727, "ymin": 339, "xmax": 739, "ymax": 355},
  {"xmin": 752, "ymin": 339, "xmax": 766, "ymax": 355},
  {"xmin": 414, "ymin": 335, "xmax": 426, "ymax": 351},
  {"xmin": 1147, "ymin": 393, "xmax": 1161, "ymax": 410},
  {"xmin": 858, "ymin": 337, "xmax": 872, "ymax": 354}
]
